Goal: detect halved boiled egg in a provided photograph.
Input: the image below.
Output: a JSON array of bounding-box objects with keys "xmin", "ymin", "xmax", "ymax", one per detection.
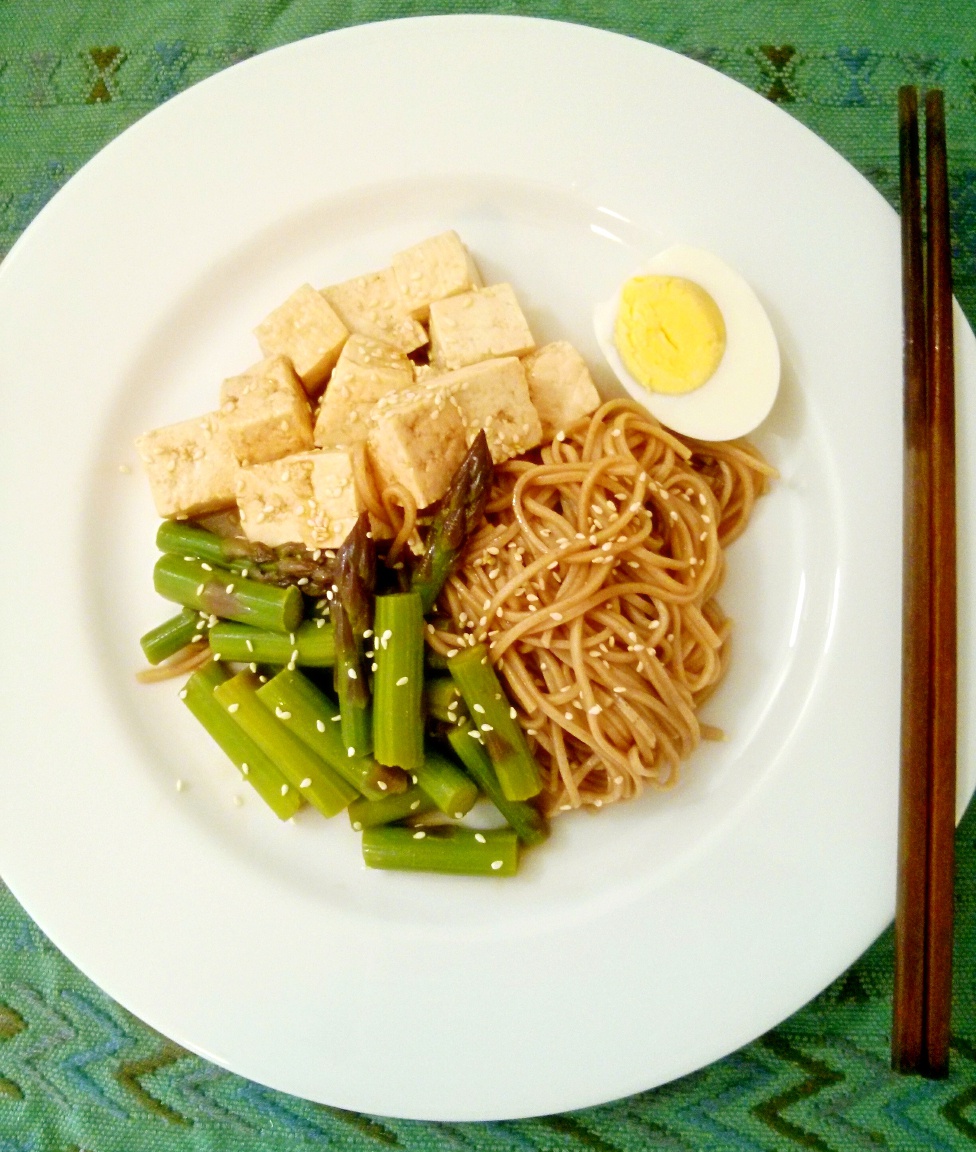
[{"xmin": 593, "ymin": 245, "xmax": 780, "ymax": 441}]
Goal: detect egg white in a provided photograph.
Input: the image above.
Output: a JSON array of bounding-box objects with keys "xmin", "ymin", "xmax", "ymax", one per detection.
[{"xmin": 593, "ymin": 245, "xmax": 780, "ymax": 441}]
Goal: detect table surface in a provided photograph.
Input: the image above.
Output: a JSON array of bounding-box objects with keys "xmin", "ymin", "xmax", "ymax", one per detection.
[{"xmin": 1, "ymin": 1, "xmax": 975, "ymax": 1148}]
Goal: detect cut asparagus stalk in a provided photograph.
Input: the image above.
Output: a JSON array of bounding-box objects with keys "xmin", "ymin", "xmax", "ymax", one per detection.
[
  {"xmin": 213, "ymin": 669, "xmax": 356, "ymax": 817},
  {"xmin": 347, "ymin": 786, "xmax": 436, "ymax": 831},
  {"xmin": 209, "ymin": 620, "xmax": 334, "ymax": 667},
  {"xmin": 412, "ymin": 430, "xmax": 493, "ymax": 613},
  {"xmin": 154, "ymin": 554, "xmax": 303, "ymax": 633},
  {"xmin": 361, "ymin": 825, "xmax": 518, "ymax": 876},
  {"xmin": 332, "ymin": 514, "xmax": 375, "ymax": 758},
  {"xmin": 372, "ymin": 591, "xmax": 425, "ymax": 770},
  {"xmin": 414, "ymin": 748, "xmax": 479, "ymax": 818},
  {"xmin": 256, "ymin": 668, "xmax": 406, "ymax": 799},
  {"xmin": 140, "ymin": 607, "xmax": 203, "ymax": 665},
  {"xmin": 448, "ymin": 722, "xmax": 549, "ymax": 846},
  {"xmin": 181, "ymin": 660, "xmax": 301, "ymax": 820},
  {"xmin": 449, "ymin": 644, "xmax": 542, "ymax": 801},
  {"xmin": 424, "ymin": 676, "xmax": 467, "ymax": 724}
]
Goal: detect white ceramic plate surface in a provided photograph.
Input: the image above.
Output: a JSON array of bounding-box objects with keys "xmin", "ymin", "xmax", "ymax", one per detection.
[{"xmin": 1, "ymin": 15, "xmax": 974, "ymax": 1122}]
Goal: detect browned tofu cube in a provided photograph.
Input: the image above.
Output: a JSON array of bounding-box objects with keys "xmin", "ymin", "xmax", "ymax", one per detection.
[
  {"xmin": 428, "ymin": 283, "xmax": 535, "ymax": 370},
  {"xmin": 322, "ymin": 268, "xmax": 427, "ymax": 355},
  {"xmin": 136, "ymin": 412, "xmax": 238, "ymax": 519},
  {"xmin": 428, "ymin": 356, "xmax": 543, "ymax": 463},
  {"xmin": 313, "ymin": 336, "xmax": 415, "ymax": 450},
  {"xmin": 219, "ymin": 355, "xmax": 314, "ymax": 466},
  {"xmin": 254, "ymin": 284, "xmax": 348, "ymax": 394},
  {"xmin": 520, "ymin": 341, "xmax": 602, "ymax": 439},
  {"xmin": 367, "ymin": 390, "xmax": 468, "ymax": 509},
  {"xmin": 392, "ymin": 231, "xmax": 482, "ymax": 321}
]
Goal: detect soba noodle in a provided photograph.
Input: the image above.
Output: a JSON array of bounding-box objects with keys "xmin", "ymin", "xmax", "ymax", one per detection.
[{"xmin": 410, "ymin": 399, "xmax": 774, "ymax": 815}]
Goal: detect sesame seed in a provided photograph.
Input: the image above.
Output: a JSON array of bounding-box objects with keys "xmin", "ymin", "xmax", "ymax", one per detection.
[
  {"xmin": 331, "ymin": 714, "xmax": 341, "ymax": 722},
  {"xmin": 178, "ymin": 688, "xmax": 188, "ymax": 700},
  {"xmin": 347, "ymin": 747, "xmax": 356, "ymax": 758},
  {"xmin": 490, "ymin": 860, "xmax": 503, "ymax": 870},
  {"xmin": 175, "ymin": 778, "xmax": 185, "ymax": 792},
  {"xmin": 396, "ymin": 676, "xmax": 409, "ymax": 687},
  {"xmin": 481, "ymin": 723, "xmax": 493, "ymax": 732},
  {"xmin": 241, "ymin": 763, "xmax": 249, "ymax": 775},
  {"xmin": 413, "ymin": 831, "xmax": 426, "ymax": 840},
  {"xmin": 196, "ymin": 583, "xmax": 205, "ymax": 596},
  {"xmin": 200, "ymin": 562, "xmax": 213, "ymax": 572},
  {"xmin": 473, "ymin": 703, "xmax": 485, "ymax": 714},
  {"xmin": 300, "ymin": 777, "xmax": 312, "ymax": 789},
  {"xmin": 551, "ymin": 611, "xmax": 563, "ymax": 621},
  {"xmin": 281, "ymin": 784, "xmax": 289, "ymax": 796},
  {"xmin": 228, "ymin": 702, "xmax": 240, "ymax": 713},
  {"xmin": 613, "ymin": 686, "xmax": 626, "ymax": 694},
  {"xmin": 588, "ymin": 704, "xmax": 602, "ymax": 715},
  {"xmin": 348, "ymin": 668, "xmax": 357, "ymax": 679},
  {"xmin": 352, "ymin": 821, "xmax": 363, "ymax": 831},
  {"xmin": 377, "ymin": 780, "xmax": 388, "ymax": 790},
  {"xmin": 509, "ymin": 707, "xmax": 517, "ymax": 719}
]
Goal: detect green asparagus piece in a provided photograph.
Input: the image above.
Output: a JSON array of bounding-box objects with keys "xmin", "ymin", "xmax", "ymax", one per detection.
[
  {"xmin": 412, "ymin": 431, "xmax": 493, "ymax": 613},
  {"xmin": 424, "ymin": 676, "xmax": 467, "ymax": 723},
  {"xmin": 157, "ymin": 520, "xmax": 337, "ymax": 596},
  {"xmin": 372, "ymin": 591, "xmax": 425, "ymax": 770},
  {"xmin": 332, "ymin": 514, "xmax": 375, "ymax": 758},
  {"xmin": 361, "ymin": 825, "xmax": 519, "ymax": 876},
  {"xmin": 140, "ymin": 607, "xmax": 204, "ymax": 665},
  {"xmin": 449, "ymin": 644, "xmax": 542, "ymax": 801},
  {"xmin": 154, "ymin": 554, "xmax": 303, "ymax": 633},
  {"xmin": 448, "ymin": 722, "xmax": 549, "ymax": 846},
  {"xmin": 256, "ymin": 668, "xmax": 406, "ymax": 799},
  {"xmin": 209, "ymin": 620, "xmax": 334, "ymax": 667},
  {"xmin": 347, "ymin": 785, "xmax": 436, "ymax": 831},
  {"xmin": 213, "ymin": 670, "xmax": 356, "ymax": 817},
  {"xmin": 414, "ymin": 748, "xmax": 479, "ymax": 818},
  {"xmin": 181, "ymin": 660, "xmax": 301, "ymax": 820}
]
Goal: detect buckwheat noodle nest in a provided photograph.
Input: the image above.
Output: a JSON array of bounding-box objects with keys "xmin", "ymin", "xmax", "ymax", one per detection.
[{"xmin": 412, "ymin": 399, "xmax": 775, "ymax": 816}]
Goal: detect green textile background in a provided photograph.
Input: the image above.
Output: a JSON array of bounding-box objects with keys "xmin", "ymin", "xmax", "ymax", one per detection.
[{"xmin": 2, "ymin": 1, "xmax": 976, "ymax": 1147}]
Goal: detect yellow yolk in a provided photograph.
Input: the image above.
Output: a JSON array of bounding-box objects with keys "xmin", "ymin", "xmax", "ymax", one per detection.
[{"xmin": 613, "ymin": 275, "xmax": 726, "ymax": 395}]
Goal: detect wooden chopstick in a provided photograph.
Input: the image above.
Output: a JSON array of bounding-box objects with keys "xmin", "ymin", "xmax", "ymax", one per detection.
[
  {"xmin": 922, "ymin": 87, "xmax": 956, "ymax": 1078},
  {"xmin": 891, "ymin": 86, "xmax": 957, "ymax": 1078},
  {"xmin": 893, "ymin": 83, "xmax": 931, "ymax": 1075}
]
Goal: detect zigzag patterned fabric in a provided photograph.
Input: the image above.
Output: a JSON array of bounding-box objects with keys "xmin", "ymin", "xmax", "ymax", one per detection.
[{"xmin": 1, "ymin": 1, "xmax": 975, "ymax": 1148}]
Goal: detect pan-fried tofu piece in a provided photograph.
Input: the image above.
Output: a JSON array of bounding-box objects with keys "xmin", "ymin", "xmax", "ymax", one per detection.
[
  {"xmin": 367, "ymin": 390, "xmax": 468, "ymax": 509},
  {"xmin": 392, "ymin": 231, "xmax": 483, "ymax": 321},
  {"xmin": 322, "ymin": 268, "xmax": 427, "ymax": 355},
  {"xmin": 136, "ymin": 412, "xmax": 238, "ymax": 519},
  {"xmin": 428, "ymin": 356, "xmax": 543, "ymax": 463},
  {"xmin": 428, "ymin": 283, "xmax": 535, "ymax": 370},
  {"xmin": 520, "ymin": 341, "xmax": 602, "ymax": 439},
  {"xmin": 219, "ymin": 355, "xmax": 314, "ymax": 466},
  {"xmin": 313, "ymin": 336, "xmax": 414, "ymax": 450},
  {"xmin": 236, "ymin": 449, "xmax": 362, "ymax": 550},
  {"xmin": 254, "ymin": 284, "xmax": 348, "ymax": 394}
]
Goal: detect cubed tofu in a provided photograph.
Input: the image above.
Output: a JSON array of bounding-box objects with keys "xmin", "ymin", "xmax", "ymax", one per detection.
[
  {"xmin": 367, "ymin": 390, "xmax": 468, "ymax": 509},
  {"xmin": 322, "ymin": 268, "xmax": 427, "ymax": 355},
  {"xmin": 391, "ymin": 230, "xmax": 483, "ymax": 321},
  {"xmin": 520, "ymin": 341, "xmax": 602, "ymax": 440},
  {"xmin": 428, "ymin": 283, "xmax": 535, "ymax": 370},
  {"xmin": 236, "ymin": 450, "xmax": 362, "ymax": 550},
  {"xmin": 254, "ymin": 284, "xmax": 348, "ymax": 394},
  {"xmin": 136, "ymin": 412, "xmax": 238, "ymax": 519},
  {"xmin": 313, "ymin": 336, "xmax": 415, "ymax": 450},
  {"xmin": 219, "ymin": 355, "xmax": 315, "ymax": 465},
  {"xmin": 428, "ymin": 356, "xmax": 543, "ymax": 463}
]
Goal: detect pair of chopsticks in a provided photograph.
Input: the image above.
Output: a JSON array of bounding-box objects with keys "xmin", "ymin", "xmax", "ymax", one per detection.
[{"xmin": 892, "ymin": 87, "xmax": 957, "ymax": 1078}]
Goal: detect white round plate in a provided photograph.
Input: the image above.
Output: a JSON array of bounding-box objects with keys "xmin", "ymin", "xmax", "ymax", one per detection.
[{"xmin": 0, "ymin": 15, "xmax": 974, "ymax": 1122}]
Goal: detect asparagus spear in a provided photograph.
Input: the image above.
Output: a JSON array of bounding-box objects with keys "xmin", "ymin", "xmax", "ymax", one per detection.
[
  {"xmin": 347, "ymin": 786, "xmax": 436, "ymax": 831},
  {"xmin": 140, "ymin": 607, "xmax": 204, "ymax": 665},
  {"xmin": 209, "ymin": 620, "xmax": 335, "ymax": 667},
  {"xmin": 413, "ymin": 748, "xmax": 479, "ymax": 818},
  {"xmin": 157, "ymin": 520, "xmax": 336, "ymax": 595},
  {"xmin": 180, "ymin": 659, "xmax": 301, "ymax": 820},
  {"xmin": 372, "ymin": 591, "xmax": 425, "ymax": 770},
  {"xmin": 424, "ymin": 676, "xmax": 467, "ymax": 724},
  {"xmin": 332, "ymin": 513, "xmax": 376, "ymax": 758},
  {"xmin": 154, "ymin": 554, "xmax": 303, "ymax": 633},
  {"xmin": 412, "ymin": 430, "xmax": 493, "ymax": 614},
  {"xmin": 256, "ymin": 668, "xmax": 406, "ymax": 799},
  {"xmin": 213, "ymin": 669, "xmax": 357, "ymax": 817},
  {"xmin": 449, "ymin": 644, "xmax": 542, "ymax": 801},
  {"xmin": 361, "ymin": 825, "xmax": 518, "ymax": 876},
  {"xmin": 448, "ymin": 722, "xmax": 549, "ymax": 846}
]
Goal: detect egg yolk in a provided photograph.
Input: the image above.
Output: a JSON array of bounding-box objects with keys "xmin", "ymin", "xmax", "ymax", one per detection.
[{"xmin": 614, "ymin": 275, "xmax": 726, "ymax": 395}]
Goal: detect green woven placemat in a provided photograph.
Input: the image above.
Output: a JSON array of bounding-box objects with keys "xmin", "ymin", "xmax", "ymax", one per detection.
[{"xmin": 2, "ymin": 2, "xmax": 976, "ymax": 1148}]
